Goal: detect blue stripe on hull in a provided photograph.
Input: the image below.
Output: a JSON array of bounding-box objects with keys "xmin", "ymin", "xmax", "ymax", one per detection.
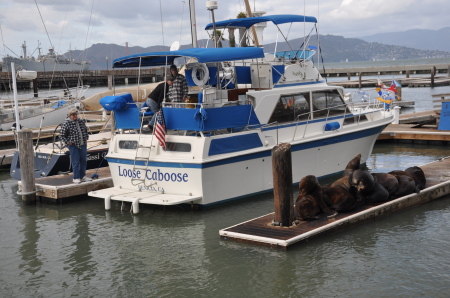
[{"xmin": 108, "ymin": 125, "xmax": 386, "ymax": 169}]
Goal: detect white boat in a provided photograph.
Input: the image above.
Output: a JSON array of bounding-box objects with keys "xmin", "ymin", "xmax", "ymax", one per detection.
[
  {"xmin": 10, "ymin": 130, "xmax": 110, "ymax": 180},
  {"xmin": 88, "ymin": 14, "xmax": 394, "ymax": 208},
  {"xmin": 0, "ymin": 85, "xmax": 89, "ymax": 131}
]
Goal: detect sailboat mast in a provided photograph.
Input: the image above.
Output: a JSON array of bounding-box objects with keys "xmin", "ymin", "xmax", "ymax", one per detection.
[
  {"xmin": 189, "ymin": 0, "xmax": 198, "ymax": 48},
  {"xmin": 243, "ymin": 0, "xmax": 259, "ymax": 47}
]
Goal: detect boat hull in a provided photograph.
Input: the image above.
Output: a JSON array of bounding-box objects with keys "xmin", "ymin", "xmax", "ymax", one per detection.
[
  {"xmin": 102, "ymin": 124, "xmax": 386, "ymax": 206},
  {"xmin": 10, "ymin": 148, "xmax": 109, "ymax": 180},
  {"xmin": 0, "ymin": 105, "xmax": 73, "ymax": 131}
]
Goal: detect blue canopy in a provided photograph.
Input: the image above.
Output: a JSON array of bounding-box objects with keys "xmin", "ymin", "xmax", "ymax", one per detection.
[
  {"xmin": 205, "ymin": 14, "xmax": 317, "ymax": 30},
  {"xmin": 113, "ymin": 47, "xmax": 265, "ymax": 68}
]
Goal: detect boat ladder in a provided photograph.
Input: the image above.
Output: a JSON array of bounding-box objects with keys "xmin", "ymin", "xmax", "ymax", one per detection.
[{"xmin": 130, "ymin": 121, "xmax": 154, "ymax": 187}]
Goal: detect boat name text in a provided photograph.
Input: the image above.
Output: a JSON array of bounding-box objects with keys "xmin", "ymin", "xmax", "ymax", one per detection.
[{"xmin": 117, "ymin": 166, "xmax": 188, "ymax": 182}]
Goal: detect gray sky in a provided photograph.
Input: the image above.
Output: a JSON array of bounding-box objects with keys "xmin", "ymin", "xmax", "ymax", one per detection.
[{"xmin": 0, "ymin": 0, "xmax": 448, "ymax": 59}]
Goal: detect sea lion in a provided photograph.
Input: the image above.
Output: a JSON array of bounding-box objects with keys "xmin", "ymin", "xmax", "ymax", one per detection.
[
  {"xmin": 389, "ymin": 170, "xmax": 416, "ymax": 197},
  {"xmin": 295, "ymin": 175, "xmax": 337, "ymax": 220},
  {"xmin": 343, "ymin": 153, "xmax": 361, "ymax": 177},
  {"xmin": 371, "ymin": 172, "xmax": 399, "ymax": 197},
  {"xmin": 350, "ymin": 169, "xmax": 390, "ymax": 203},
  {"xmin": 405, "ymin": 166, "xmax": 426, "ymax": 192},
  {"xmin": 323, "ymin": 176, "xmax": 358, "ymax": 212}
]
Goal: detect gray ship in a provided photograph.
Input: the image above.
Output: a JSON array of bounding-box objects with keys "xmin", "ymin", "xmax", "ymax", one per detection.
[{"xmin": 1, "ymin": 41, "xmax": 90, "ymax": 72}]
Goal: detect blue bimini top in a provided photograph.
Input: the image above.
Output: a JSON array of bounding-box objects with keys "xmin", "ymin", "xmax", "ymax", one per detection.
[
  {"xmin": 205, "ymin": 14, "xmax": 317, "ymax": 30},
  {"xmin": 112, "ymin": 47, "xmax": 265, "ymax": 68}
]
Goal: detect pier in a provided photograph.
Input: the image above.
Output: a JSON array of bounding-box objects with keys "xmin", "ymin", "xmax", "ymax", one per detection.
[
  {"xmin": 0, "ymin": 69, "xmax": 163, "ymax": 91},
  {"xmin": 219, "ymin": 157, "xmax": 450, "ymax": 249}
]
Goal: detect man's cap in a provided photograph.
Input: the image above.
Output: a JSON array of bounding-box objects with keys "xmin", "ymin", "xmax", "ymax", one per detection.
[{"xmin": 68, "ymin": 109, "xmax": 78, "ymax": 116}]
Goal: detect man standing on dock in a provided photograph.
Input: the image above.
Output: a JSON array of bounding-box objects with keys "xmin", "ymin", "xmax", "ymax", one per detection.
[{"xmin": 60, "ymin": 109, "xmax": 91, "ymax": 184}]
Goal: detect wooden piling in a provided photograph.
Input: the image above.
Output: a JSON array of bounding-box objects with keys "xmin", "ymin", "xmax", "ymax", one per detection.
[
  {"xmin": 18, "ymin": 130, "xmax": 36, "ymax": 203},
  {"xmin": 358, "ymin": 73, "xmax": 362, "ymax": 89},
  {"xmin": 431, "ymin": 66, "xmax": 436, "ymax": 88},
  {"xmin": 347, "ymin": 72, "xmax": 350, "ymax": 80},
  {"xmin": 33, "ymin": 79, "xmax": 38, "ymax": 98},
  {"xmin": 272, "ymin": 143, "xmax": 293, "ymax": 227},
  {"xmin": 406, "ymin": 69, "xmax": 410, "ymax": 78}
]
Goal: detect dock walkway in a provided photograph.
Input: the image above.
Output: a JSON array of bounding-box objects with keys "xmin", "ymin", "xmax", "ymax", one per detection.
[
  {"xmin": 18, "ymin": 167, "xmax": 113, "ymax": 201},
  {"xmin": 219, "ymin": 158, "xmax": 450, "ymax": 249}
]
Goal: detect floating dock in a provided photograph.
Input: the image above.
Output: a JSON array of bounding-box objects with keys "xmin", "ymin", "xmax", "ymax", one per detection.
[
  {"xmin": 219, "ymin": 158, "xmax": 450, "ymax": 249},
  {"xmin": 18, "ymin": 167, "xmax": 113, "ymax": 202}
]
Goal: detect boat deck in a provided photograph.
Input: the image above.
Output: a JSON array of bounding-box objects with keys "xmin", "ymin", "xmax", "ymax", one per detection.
[{"xmin": 219, "ymin": 157, "xmax": 450, "ymax": 249}]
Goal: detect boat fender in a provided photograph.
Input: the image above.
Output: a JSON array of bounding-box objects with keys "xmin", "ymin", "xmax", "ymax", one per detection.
[
  {"xmin": 324, "ymin": 122, "xmax": 340, "ymax": 131},
  {"xmin": 192, "ymin": 63, "xmax": 209, "ymax": 86},
  {"xmin": 132, "ymin": 198, "xmax": 140, "ymax": 214},
  {"xmin": 105, "ymin": 195, "xmax": 112, "ymax": 210}
]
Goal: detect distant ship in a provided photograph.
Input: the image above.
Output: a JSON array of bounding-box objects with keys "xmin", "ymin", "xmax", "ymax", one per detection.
[{"xmin": 1, "ymin": 41, "xmax": 90, "ymax": 72}]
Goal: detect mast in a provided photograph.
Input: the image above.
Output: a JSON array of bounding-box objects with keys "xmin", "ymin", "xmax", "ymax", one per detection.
[
  {"xmin": 243, "ymin": 0, "xmax": 259, "ymax": 47},
  {"xmin": 189, "ymin": 0, "xmax": 198, "ymax": 48}
]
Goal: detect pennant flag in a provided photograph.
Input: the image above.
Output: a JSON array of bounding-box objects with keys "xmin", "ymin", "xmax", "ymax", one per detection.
[
  {"xmin": 377, "ymin": 78, "xmax": 388, "ymax": 88},
  {"xmin": 154, "ymin": 111, "xmax": 166, "ymax": 150},
  {"xmin": 376, "ymin": 96, "xmax": 393, "ymax": 104},
  {"xmin": 392, "ymin": 79, "xmax": 402, "ymax": 87}
]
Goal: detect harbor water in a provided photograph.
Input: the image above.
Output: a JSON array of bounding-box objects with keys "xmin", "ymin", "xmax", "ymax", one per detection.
[{"xmin": 1, "ymin": 59, "xmax": 450, "ymax": 296}]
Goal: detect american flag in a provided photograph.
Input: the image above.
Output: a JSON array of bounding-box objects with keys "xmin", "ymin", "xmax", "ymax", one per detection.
[{"xmin": 154, "ymin": 111, "xmax": 166, "ymax": 150}]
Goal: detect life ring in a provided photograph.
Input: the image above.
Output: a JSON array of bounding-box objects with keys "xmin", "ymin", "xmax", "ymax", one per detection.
[{"xmin": 192, "ymin": 63, "xmax": 209, "ymax": 86}]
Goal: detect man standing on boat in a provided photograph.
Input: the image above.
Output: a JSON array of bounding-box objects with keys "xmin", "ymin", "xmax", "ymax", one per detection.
[
  {"xmin": 145, "ymin": 74, "xmax": 174, "ymax": 130},
  {"xmin": 60, "ymin": 109, "xmax": 91, "ymax": 184},
  {"xmin": 168, "ymin": 64, "xmax": 188, "ymax": 104}
]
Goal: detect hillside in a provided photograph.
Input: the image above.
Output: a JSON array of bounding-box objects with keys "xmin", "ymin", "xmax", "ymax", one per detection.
[
  {"xmin": 360, "ymin": 27, "xmax": 450, "ymax": 52},
  {"xmin": 70, "ymin": 35, "xmax": 450, "ymax": 70}
]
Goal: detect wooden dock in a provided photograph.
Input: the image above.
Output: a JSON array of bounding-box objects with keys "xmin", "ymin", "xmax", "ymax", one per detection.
[
  {"xmin": 17, "ymin": 167, "xmax": 113, "ymax": 201},
  {"xmin": 219, "ymin": 158, "xmax": 450, "ymax": 249},
  {"xmin": 329, "ymin": 75, "xmax": 450, "ymax": 88}
]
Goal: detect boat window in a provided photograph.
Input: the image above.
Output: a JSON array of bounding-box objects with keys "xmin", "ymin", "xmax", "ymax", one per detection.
[
  {"xmin": 165, "ymin": 142, "xmax": 191, "ymax": 152},
  {"xmin": 118, "ymin": 140, "xmax": 138, "ymax": 149},
  {"xmin": 311, "ymin": 90, "xmax": 347, "ymax": 118},
  {"xmin": 268, "ymin": 93, "xmax": 311, "ymax": 124}
]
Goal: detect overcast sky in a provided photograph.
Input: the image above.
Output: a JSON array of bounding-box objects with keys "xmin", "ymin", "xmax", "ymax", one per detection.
[{"xmin": 0, "ymin": 0, "xmax": 448, "ymax": 59}]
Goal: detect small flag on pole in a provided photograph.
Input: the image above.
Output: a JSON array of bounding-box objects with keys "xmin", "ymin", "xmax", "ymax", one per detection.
[{"xmin": 154, "ymin": 111, "xmax": 166, "ymax": 150}]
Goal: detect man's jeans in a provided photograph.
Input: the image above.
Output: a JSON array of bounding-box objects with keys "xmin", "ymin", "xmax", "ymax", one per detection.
[
  {"xmin": 69, "ymin": 144, "xmax": 87, "ymax": 179},
  {"xmin": 146, "ymin": 98, "xmax": 159, "ymax": 126}
]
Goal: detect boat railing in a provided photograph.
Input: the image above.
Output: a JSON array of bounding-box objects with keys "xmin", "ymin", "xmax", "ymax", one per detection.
[{"xmin": 288, "ymin": 100, "xmax": 390, "ymax": 141}]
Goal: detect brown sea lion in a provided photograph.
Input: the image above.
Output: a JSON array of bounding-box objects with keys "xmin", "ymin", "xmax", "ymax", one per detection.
[
  {"xmin": 389, "ymin": 170, "xmax": 416, "ymax": 197},
  {"xmin": 405, "ymin": 166, "xmax": 426, "ymax": 192},
  {"xmin": 295, "ymin": 175, "xmax": 337, "ymax": 220},
  {"xmin": 371, "ymin": 172, "xmax": 399, "ymax": 197},
  {"xmin": 343, "ymin": 153, "xmax": 361, "ymax": 177},
  {"xmin": 323, "ymin": 176, "xmax": 359, "ymax": 212},
  {"xmin": 351, "ymin": 170, "xmax": 390, "ymax": 203}
]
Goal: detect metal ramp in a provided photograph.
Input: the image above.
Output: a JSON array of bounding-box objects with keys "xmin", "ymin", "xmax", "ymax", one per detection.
[{"xmin": 88, "ymin": 187, "xmax": 202, "ymax": 206}]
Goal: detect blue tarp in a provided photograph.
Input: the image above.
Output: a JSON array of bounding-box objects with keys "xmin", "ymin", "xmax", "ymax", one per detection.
[
  {"xmin": 100, "ymin": 94, "xmax": 141, "ymax": 129},
  {"xmin": 205, "ymin": 14, "xmax": 317, "ymax": 30},
  {"xmin": 51, "ymin": 100, "xmax": 66, "ymax": 108},
  {"xmin": 113, "ymin": 47, "xmax": 265, "ymax": 68},
  {"xmin": 162, "ymin": 105, "xmax": 260, "ymax": 131},
  {"xmin": 100, "ymin": 94, "xmax": 134, "ymax": 111}
]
